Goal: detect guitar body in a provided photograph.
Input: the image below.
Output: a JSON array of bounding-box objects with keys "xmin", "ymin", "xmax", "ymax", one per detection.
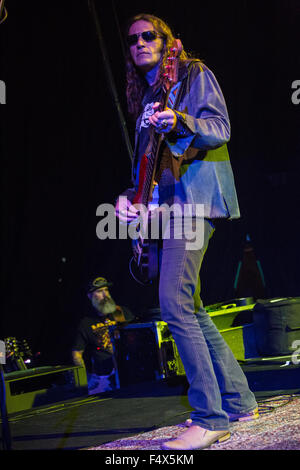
[
  {"xmin": 130, "ymin": 39, "xmax": 182, "ymax": 284},
  {"xmin": 131, "ymin": 224, "xmax": 160, "ymax": 283},
  {"xmin": 131, "ymin": 152, "xmax": 160, "ymax": 283}
]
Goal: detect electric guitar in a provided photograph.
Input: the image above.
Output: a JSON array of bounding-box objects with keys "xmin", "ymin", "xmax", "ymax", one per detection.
[
  {"xmin": 131, "ymin": 39, "xmax": 183, "ymax": 283},
  {"xmin": 4, "ymin": 337, "xmax": 32, "ymax": 370}
]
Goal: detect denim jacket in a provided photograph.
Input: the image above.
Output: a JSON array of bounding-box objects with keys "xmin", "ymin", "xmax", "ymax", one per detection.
[{"xmin": 127, "ymin": 61, "xmax": 240, "ymax": 220}]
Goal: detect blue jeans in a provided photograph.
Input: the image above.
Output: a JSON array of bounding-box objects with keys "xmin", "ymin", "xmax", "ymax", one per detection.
[{"xmin": 159, "ymin": 218, "xmax": 257, "ymax": 431}]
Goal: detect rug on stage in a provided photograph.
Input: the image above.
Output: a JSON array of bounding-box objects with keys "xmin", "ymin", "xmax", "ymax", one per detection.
[{"xmin": 86, "ymin": 395, "xmax": 300, "ymax": 450}]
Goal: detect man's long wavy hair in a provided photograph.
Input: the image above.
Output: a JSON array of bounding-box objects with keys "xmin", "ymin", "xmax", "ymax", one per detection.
[{"xmin": 124, "ymin": 14, "xmax": 197, "ymax": 120}]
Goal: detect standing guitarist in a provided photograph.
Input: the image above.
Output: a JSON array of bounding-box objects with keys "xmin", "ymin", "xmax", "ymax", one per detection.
[{"xmin": 116, "ymin": 14, "xmax": 258, "ymax": 450}]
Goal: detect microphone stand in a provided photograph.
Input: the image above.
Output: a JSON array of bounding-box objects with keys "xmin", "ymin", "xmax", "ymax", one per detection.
[{"xmin": 88, "ymin": 0, "xmax": 133, "ymax": 165}]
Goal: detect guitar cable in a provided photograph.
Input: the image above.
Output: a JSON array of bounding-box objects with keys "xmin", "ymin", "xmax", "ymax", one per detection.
[
  {"xmin": 129, "ymin": 256, "xmax": 149, "ymax": 286},
  {"xmin": 0, "ymin": 0, "xmax": 7, "ymax": 25}
]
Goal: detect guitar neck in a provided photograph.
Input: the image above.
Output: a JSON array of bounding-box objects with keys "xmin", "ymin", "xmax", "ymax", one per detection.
[
  {"xmin": 141, "ymin": 87, "xmax": 171, "ymax": 206},
  {"xmin": 134, "ymin": 39, "xmax": 182, "ymax": 208}
]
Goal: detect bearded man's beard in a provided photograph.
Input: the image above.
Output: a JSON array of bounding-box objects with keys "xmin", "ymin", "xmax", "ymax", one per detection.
[{"xmin": 92, "ymin": 296, "xmax": 117, "ymax": 315}]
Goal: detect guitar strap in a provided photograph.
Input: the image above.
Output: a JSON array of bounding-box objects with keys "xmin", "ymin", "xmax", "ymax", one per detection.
[
  {"xmin": 167, "ymin": 81, "xmax": 182, "ymax": 109},
  {"xmin": 168, "ymin": 59, "xmax": 201, "ymax": 110}
]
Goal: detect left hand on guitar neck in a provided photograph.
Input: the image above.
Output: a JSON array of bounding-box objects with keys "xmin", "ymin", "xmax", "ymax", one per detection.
[{"xmin": 148, "ymin": 102, "xmax": 177, "ymax": 134}]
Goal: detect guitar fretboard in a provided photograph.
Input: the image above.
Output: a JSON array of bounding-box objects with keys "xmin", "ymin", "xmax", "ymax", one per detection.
[{"xmin": 140, "ymin": 89, "xmax": 170, "ymax": 207}]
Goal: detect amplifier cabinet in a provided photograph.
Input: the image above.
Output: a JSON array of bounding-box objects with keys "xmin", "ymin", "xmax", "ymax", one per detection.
[
  {"xmin": 110, "ymin": 322, "xmax": 185, "ymax": 388},
  {"xmin": 3, "ymin": 365, "xmax": 88, "ymax": 414}
]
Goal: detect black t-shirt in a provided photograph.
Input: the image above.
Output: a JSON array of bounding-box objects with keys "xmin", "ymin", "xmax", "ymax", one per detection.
[{"xmin": 73, "ymin": 306, "xmax": 134, "ymax": 375}]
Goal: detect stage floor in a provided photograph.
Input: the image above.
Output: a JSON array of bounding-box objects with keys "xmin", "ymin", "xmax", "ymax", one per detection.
[{"xmin": 2, "ymin": 372, "xmax": 300, "ymax": 451}]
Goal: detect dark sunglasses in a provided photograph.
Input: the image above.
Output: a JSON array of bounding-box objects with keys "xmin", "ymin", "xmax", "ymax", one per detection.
[{"xmin": 127, "ymin": 30, "xmax": 162, "ymax": 47}]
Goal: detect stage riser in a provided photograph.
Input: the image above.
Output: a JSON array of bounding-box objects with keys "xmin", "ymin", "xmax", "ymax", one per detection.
[{"xmin": 242, "ymin": 363, "xmax": 300, "ymax": 396}]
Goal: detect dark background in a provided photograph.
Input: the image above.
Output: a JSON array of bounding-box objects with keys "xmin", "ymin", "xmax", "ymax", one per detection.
[{"xmin": 0, "ymin": 0, "xmax": 299, "ymax": 365}]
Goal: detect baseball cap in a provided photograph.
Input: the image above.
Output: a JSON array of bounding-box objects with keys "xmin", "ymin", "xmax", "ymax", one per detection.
[{"xmin": 87, "ymin": 276, "xmax": 113, "ymax": 293}]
